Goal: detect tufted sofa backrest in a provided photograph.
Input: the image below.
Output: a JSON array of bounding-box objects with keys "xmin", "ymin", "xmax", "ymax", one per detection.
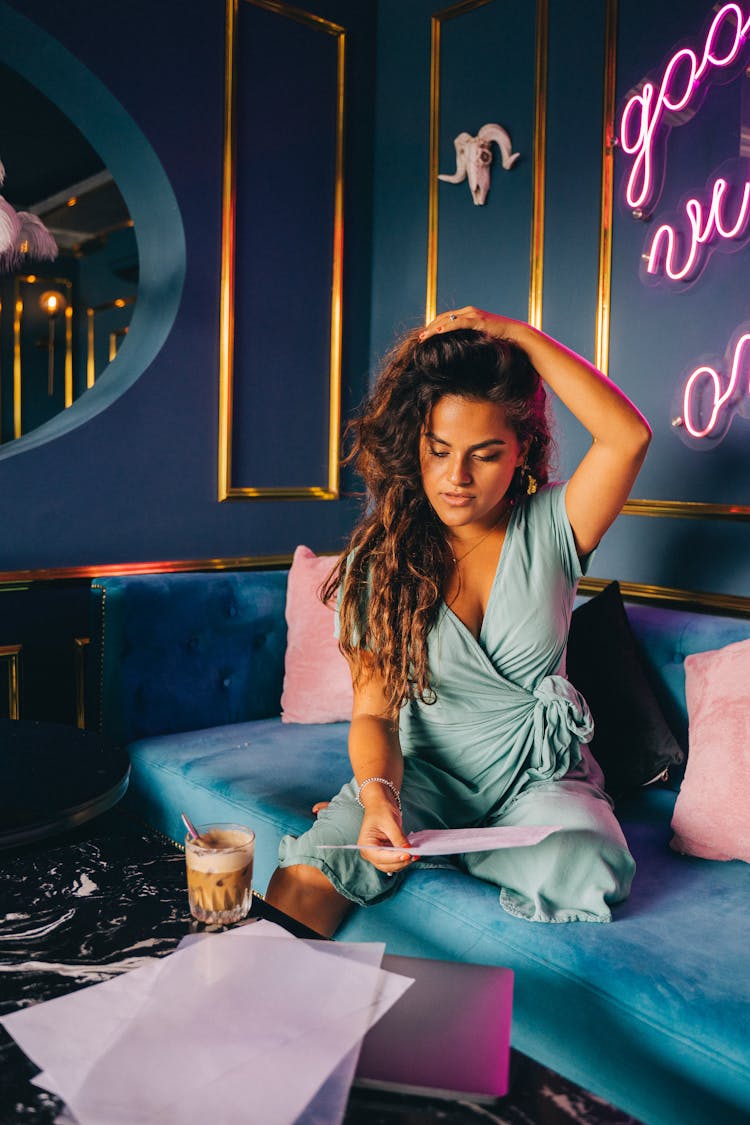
[
  {"xmin": 94, "ymin": 570, "xmax": 289, "ymax": 744},
  {"xmin": 624, "ymin": 602, "xmax": 750, "ymax": 752},
  {"xmin": 94, "ymin": 570, "xmax": 750, "ymax": 753}
]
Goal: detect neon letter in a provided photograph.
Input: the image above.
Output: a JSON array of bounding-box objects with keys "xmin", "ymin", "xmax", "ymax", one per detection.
[
  {"xmin": 682, "ymin": 332, "xmax": 750, "ymax": 438},
  {"xmin": 621, "ymin": 4, "xmax": 750, "ymax": 212},
  {"xmin": 698, "ymin": 3, "xmax": 747, "ymax": 75},
  {"xmin": 646, "ymin": 178, "xmax": 750, "ymax": 281}
]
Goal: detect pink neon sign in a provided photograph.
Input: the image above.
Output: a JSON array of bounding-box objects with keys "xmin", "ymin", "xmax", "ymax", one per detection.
[
  {"xmin": 619, "ymin": 7, "xmax": 750, "ymax": 444},
  {"xmin": 679, "ymin": 330, "xmax": 750, "ymax": 442},
  {"xmin": 620, "ymin": 3, "xmax": 750, "ymax": 213},
  {"xmin": 643, "ymin": 162, "xmax": 750, "ymax": 286}
]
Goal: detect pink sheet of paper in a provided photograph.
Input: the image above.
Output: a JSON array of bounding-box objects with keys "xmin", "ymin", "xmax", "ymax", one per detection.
[{"xmin": 316, "ymin": 824, "xmax": 561, "ymax": 855}]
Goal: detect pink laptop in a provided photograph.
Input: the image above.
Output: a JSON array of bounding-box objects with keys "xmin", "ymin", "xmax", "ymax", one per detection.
[{"xmin": 354, "ymin": 954, "xmax": 514, "ymax": 1102}]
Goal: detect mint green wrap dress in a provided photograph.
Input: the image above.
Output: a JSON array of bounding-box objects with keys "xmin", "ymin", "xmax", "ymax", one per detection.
[{"xmin": 278, "ymin": 483, "xmax": 635, "ymax": 923}]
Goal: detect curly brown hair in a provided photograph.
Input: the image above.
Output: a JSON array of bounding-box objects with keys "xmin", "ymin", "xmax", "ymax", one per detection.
[{"xmin": 322, "ymin": 327, "xmax": 553, "ymax": 713}]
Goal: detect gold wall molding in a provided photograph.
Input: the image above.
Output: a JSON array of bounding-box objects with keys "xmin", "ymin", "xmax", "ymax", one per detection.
[
  {"xmin": 622, "ymin": 498, "xmax": 750, "ymax": 521},
  {"xmin": 86, "ymin": 296, "xmax": 136, "ymax": 388},
  {"xmin": 528, "ymin": 0, "xmax": 548, "ymax": 330},
  {"xmin": 218, "ymin": 0, "xmax": 345, "ymax": 501},
  {"xmin": 595, "ymin": 0, "xmax": 617, "ymax": 376},
  {"xmin": 12, "ymin": 275, "xmax": 73, "ymax": 440},
  {"xmin": 0, "ymin": 643, "xmax": 21, "ymax": 719},
  {"xmin": 426, "ymin": 0, "xmax": 548, "ymax": 327},
  {"xmin": 2, "ymin": 556, "xmax": 748, "ymax": 617},
  {"xmin": 0, "ymin": 555, "xmax": 295, "ymax": 585},
  {"xmin": 579, "ymin": 576, "xmax": 750, "ymax": 618}
]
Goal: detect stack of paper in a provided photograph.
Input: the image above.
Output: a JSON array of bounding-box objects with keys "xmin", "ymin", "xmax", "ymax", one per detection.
[{"xmin": 1, "ymin": 920, "xmax": 413, "ymax": 1125}]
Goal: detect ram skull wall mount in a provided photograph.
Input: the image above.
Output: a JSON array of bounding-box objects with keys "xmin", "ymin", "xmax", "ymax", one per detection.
[{"xmin": 439, "ymin": 123, "xmax": 520, "ymax": 205}]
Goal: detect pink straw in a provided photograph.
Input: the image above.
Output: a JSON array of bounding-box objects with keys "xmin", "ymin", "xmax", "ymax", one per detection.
[{"xmin": 181, "ymin": 811, "xmax": 200, "ymax": 840}]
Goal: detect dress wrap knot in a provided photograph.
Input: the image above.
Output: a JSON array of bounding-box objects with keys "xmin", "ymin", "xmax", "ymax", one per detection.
[{"xmin": 526, "ymin": 675, "xmax": 594, "ymax": 782}]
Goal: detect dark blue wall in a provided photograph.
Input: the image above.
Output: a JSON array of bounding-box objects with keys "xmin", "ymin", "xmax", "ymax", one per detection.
[
  {"xmin": 370, "ymin": 0, "xmax": 749, "ymax": 602},
  {"xmin": 0, "ymin": 0, "xmax": 376, "ymax": 570}
]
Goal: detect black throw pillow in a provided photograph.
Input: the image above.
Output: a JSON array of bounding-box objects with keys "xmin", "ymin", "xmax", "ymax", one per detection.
[{"xmin": 566, "ymin": 581, "xmax": 684, "ymax": 798}]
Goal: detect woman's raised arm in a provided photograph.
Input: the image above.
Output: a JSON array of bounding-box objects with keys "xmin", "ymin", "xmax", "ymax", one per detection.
[{"xmin": 420, "ymin": 307, "xmax": 652, "ymax": 556}]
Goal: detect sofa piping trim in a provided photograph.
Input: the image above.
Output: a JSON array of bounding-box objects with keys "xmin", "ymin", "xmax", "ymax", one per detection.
[{"xmin": 91, "ymin": 582, "xmax": 106, "ymax": 735}]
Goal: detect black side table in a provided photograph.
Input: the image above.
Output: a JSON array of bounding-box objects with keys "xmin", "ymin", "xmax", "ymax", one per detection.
[{"xmin": 0, "ymin": 720, "xmax": 130, "ymax": 848}]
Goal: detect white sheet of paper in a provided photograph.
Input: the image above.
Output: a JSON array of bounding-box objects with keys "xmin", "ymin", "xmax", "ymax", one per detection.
[
  {"xmin": 18, "ymin": 955, "xmax": 168, "ymax": 1100},
  {"xmin": 9, "ymin": 921, "xmax": 412, "ymax": 1125},
  {"xmin": 317, "ymin": 824, "xmax": 562, "ymax": 855},
  {"xmin": 292, "ymin": 939, "xmax": 402, "ymax": 1125},
  {"xmin": 171, "ymin": 926, "xmax": 410, "ymax": 1125},
  {"xmin": 28, "ymin": 922, "xmax": 286, "ymax": 1100}
]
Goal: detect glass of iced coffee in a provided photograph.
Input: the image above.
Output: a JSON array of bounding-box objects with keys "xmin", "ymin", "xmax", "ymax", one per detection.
[{"xmin": 185, "ymin": 823, "xmax": 255, "ymax": 925}]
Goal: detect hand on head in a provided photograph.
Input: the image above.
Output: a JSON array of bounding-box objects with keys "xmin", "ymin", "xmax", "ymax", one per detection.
[{"xmin": 419, "ymin": 306, "xmax": 524, "ymax": 343}]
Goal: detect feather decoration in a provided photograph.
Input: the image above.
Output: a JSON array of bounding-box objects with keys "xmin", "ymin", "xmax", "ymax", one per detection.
[
  {"xmin": 0, "ymin": 195, "xmax": 22, "ymax": 257},
  {"xmin": 15, "ymin": 211, "xmax": 59, "ymax": 262},
  {"xmin": 0, "ymin": 154, "xmax": 59, "ymax": 270}
]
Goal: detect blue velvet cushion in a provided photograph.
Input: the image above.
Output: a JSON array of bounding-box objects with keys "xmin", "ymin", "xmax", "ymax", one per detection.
[{"xmin": 98, "ymin": 572, "xmax": 289, "ymax": 744}]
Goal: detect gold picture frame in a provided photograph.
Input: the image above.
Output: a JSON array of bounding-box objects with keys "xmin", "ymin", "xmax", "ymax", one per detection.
[
  {"xmin": 426, "ymin": 0, "xmax": 549, "ymax": 328},
  {"xmin": 598, "ymin": 0, "xmax": 749, "ymax": 523},
  {"xmin": 218, "ymin": 0, "xmax": 345, "ymax": 501}
]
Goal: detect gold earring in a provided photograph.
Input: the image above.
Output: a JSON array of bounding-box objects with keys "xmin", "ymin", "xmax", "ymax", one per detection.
[{"xmin": 523, "ymin": 462, "xmax": 537, "ymax": 495}]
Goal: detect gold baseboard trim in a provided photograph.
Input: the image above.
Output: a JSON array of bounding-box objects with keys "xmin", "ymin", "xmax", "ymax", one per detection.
[
  {"xmin": 623, "ymin": 499, "xmax": 750, "ymax": 521},
  {"xmin": 579, "ymin": 577, "xmax": 750, "ymax": 617},
  {"xmin": 0, "ymin": 555, "xmax": 295, "ymax": 586}
]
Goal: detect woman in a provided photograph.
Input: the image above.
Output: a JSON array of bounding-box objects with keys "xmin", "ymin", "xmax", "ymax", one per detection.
[{"xmin": 266, "ymin": 307, "xmax": 651, "ymax": 936}]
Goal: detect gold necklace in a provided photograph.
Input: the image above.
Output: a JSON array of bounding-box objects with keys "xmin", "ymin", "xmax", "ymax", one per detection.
[{"xmin": 448, "ymin": 507, "xmax": 508, "ymax": 566}]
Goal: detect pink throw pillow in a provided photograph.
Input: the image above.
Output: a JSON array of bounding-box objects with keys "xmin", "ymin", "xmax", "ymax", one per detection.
[
  {"xmin": 670, "ymin": 636, "xmax": 750, "ymax": 863},
  {"xmin": 280, "ymin": 545, "xmax": 353, "ymax": 724}
]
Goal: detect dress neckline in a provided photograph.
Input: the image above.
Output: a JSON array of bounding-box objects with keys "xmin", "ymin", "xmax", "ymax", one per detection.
[{"xmin": 442, "ymin": 499, "xmax": 520, "ymax": 647}]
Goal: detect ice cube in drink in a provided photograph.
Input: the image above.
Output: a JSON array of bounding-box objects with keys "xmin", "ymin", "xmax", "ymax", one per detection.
[{"xmin": 185, "ymin": 824, "xmax": 255, "ymax": 924}]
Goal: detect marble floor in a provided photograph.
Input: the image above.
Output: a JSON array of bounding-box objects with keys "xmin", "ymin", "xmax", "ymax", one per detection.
[{"xmin": 0, "ymin": 807, "xmax": 641, "ymax": 1125}]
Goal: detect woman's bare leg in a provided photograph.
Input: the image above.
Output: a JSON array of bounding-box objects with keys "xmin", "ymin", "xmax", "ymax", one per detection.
[{"xmin": 265, "ymin": 864, "xmax": 352, "ymax": 938}]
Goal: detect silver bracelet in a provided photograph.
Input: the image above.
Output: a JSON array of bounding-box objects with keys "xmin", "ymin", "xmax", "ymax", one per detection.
[{"xmin": 356, "ymin": 776, "xmax": 402, "ymax": 813}]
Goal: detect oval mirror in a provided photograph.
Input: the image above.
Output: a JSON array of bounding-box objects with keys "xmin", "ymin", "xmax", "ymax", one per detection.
[{"xmin": 0, "ymin": 60, "xmax": 137, "ymax": 444}]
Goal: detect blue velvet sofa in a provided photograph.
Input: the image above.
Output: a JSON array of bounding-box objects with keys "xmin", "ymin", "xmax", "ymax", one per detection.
[{"xmin": 93, "ymin": 569, "xmax": 750, "ymax": 1125}]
